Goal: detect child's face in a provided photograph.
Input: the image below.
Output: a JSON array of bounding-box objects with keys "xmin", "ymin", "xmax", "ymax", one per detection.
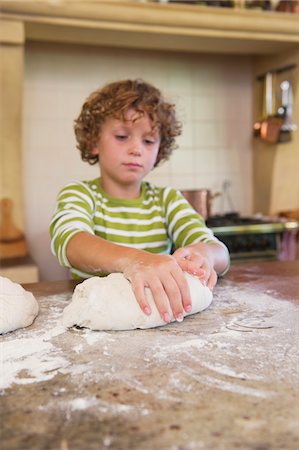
[{"xmin": 92, "ymin": 109, "xmax": 161, "ymax": 192}]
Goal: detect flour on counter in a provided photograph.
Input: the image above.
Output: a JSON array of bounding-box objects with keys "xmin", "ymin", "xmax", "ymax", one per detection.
[
  {"xmin": 1, "ymin": 282, "xmax": 298, "ymax": 412},
  {"xmin": 69, "ymin": 397, "xmax": 99, "ymax": 411},
  {"xmin": 38, "ymin": 395, "xmax": 151, "ymax": 419},
  {"xmin": 1, "ymin": 337, "xmax": 69, "ymax": 390},
  {"xmin": 73, "ymin": 344, "xmax": 84, "ymax": 354},
  {"xmin": 0, "ymin": 292, "xmax": 119, "ymax": 391},
  {"xmin": 1, "ymin": 293, "xmax": 71, "ymax": 390}
]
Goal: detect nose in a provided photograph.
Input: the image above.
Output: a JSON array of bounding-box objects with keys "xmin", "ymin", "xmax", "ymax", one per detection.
[{"xmin": 128, "ymin": 138, "xmax": 142, "ymax": 156}]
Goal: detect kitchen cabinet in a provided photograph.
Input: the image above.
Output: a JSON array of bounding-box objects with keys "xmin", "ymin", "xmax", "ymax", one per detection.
[{"xmin": 0, "ymin": 0, "xmax": 298, "ymax": 225}]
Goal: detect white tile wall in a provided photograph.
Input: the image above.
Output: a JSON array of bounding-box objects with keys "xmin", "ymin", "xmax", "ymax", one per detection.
[{"xmin": 22, "ymin": 42, "xmax": 253, "ymax": 280}]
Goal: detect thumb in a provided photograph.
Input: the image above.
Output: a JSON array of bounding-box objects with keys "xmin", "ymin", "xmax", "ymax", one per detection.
[{"xmin": 173, "ymin": 247, "xmax": 191, "ymax": 261}]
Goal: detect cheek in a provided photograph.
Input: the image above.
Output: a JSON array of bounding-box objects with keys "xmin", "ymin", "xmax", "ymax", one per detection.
[
  {"xmin": 145, "ymin": 153, "xmax": 158, "ymax": 169},
  {"xmin": 150, "ymin": 147, "xmax": 160, "ymax": 165}
]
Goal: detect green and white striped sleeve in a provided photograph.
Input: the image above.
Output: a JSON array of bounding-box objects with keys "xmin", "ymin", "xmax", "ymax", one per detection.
[
  {"xmin": 49, "ymin": 182, "xmax": 96, "ymax": 268},
  {"xmin": 162, "ymin": 187, "xmax": 217, "ymax": 249}
]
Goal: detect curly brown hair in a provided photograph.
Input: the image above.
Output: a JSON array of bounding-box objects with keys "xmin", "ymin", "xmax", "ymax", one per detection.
[{"xmin": 74, "ymin": 79, "xmax": 182, "ymax": 167}]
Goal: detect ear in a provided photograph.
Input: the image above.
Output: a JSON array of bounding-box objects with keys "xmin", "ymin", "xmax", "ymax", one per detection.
[{"xmin": 90, "ymin": 146, "xmax": 99, "ymax": 156}]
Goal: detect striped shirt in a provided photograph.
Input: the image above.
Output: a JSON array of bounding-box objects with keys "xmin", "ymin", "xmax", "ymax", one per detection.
[{"xmin": 50, "ymin": 178, "xmax": 220, "ymax": 279}]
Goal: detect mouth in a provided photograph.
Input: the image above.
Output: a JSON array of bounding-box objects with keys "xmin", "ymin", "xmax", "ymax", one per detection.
[{"xmin": 123, "ymin": 162, "xmax": 143, "ymax": 169}]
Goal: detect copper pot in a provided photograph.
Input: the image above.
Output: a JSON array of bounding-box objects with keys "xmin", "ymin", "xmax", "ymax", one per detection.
[{"xmin": 181, "ymin": 189, "xmax": 221, "ymax": 219}]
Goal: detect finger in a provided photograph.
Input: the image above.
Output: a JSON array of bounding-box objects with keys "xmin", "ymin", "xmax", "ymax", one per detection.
[
  {"xmin": 173, "ymin": 247, "xmax": 191, "ymax": 261},
  {"xmin": 177, "ymin": 257, "xmax": 206, "ymax": 278},
  {"xmin": 169, "ymin": 268, "xmax": 192, "ymax": 316},
  {"xmin": 131, "ymin": 279, "xmax": 152, "ymax": 316},
  {"xmin": 207, "ymin": 269, "xmax": 218, "ymax": 290},
  {"xmin": 149, "ymin": 280, "xmax": 173, "ymax": 323},
  {"xmin": 162, "ymin": 275, "xmax": 186, "ymax": 322}
]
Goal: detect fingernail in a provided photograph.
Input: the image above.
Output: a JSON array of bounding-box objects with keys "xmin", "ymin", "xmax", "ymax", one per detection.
[
  {"xmin": 185, "ymin": 305, "xmax": 192, "ymax": 313},
  {"xmin": 176, "ymin": 313, "xmax": 184, "ymax": 322},
  {"xmin": 163, "ymin": 313, "xmax": 171, "ymax": 323},
  {"xmin": 144, "ymin": 306, "xmax": 151, "ymax": 315}
]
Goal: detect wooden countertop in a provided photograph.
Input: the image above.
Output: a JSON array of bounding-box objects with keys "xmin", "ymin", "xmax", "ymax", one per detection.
[
  {"xmin": 22, "ymin": 259, "xmax": 299, "ymax": 300},
  {"xmin": 2, "ymin": 260, "xmax": 299, "ymax": 450}
]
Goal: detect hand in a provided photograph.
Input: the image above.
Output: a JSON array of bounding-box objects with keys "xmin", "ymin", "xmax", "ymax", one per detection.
[
  {"xmin": 173, "ymin": 245, "xmax": 218, "ymax": 290},
  {"xmin": 123, "ymin": 252, "xmax": 192, "ymax": 323}
]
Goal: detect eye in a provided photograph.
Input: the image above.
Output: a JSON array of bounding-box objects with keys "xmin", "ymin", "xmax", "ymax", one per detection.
[
  {"xmin": 115, "ymin": 134, "xmax": 127, "ymax": 141},
  {"xmin": 144, "ymin": 139, "xmax": 155, "ymax": 145}
]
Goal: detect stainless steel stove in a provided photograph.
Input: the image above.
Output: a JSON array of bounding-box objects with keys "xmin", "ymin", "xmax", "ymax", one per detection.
[{"xmin": 206, "ymin": 213, "xmax": 299, "ymax": 262}]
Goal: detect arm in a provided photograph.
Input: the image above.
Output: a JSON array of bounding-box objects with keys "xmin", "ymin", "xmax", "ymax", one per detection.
[
  {"xmin": 165, "ymin": 188, "xmax": 230, "ymax": 289},
  {"xmin": 50, "ymin": 182, "xmax": 190, "ymax": 323},
  {"xmin": 67, "ymin": 231, "xmax": 192, "ymax": 323}
]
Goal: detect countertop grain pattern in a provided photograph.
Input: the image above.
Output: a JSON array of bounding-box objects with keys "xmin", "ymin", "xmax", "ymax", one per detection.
[{"xmin": 1, "ymin": 261, "xmax": 299, "ymax": 450}]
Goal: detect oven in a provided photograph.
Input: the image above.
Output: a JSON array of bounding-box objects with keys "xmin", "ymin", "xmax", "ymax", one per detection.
[{"xmin": 206, "ymin": 213, "xmax": 299, "ymax": 263}]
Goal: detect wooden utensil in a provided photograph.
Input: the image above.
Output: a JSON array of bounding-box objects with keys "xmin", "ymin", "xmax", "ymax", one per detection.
[{"xmin": 0, "ymin": 198, "xmax": 28, "ymax": 259}]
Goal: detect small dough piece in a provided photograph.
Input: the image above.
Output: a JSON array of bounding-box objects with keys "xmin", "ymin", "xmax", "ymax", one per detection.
[
  {"xmin": 0, "ymin": 276, "xmax": 39, "ymax": 334},
  {"xmin": 62, "ymin": 272, "xmax": 212, "ymax": 331}
]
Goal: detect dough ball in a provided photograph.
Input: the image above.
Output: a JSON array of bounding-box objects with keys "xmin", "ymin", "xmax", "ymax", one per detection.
[
  {"xmin": 63, "ymin": 272, "xmax": 213, "ymax": 331},
  {"xmin": 0, "ymin": 276, "xmax": 39, "ymax": 334}
]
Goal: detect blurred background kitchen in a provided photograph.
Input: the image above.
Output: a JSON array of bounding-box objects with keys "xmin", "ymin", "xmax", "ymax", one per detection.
[{"xmin": 0, "ymin": 0, "xmax": 298, "ymax": 282}]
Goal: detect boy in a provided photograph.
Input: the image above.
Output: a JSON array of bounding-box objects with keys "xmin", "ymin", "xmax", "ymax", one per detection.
[{"xmin": 50, "ymin": 79, "xmax": 229, "ymax": 324}]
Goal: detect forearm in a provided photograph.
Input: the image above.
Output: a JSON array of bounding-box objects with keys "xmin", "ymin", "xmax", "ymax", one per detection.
[
  {"xmin": 66, "ymin": 231, "xmax": 194, "ymax": 323},
  {"xmin": 66, "ymin": 231, "xmax": 144, "ymax": 275}
]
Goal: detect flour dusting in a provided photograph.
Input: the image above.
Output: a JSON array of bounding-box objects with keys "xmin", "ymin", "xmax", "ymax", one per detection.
[{"xmin": 1, "ymin": 281, "xmax": 299, "ymax": 411}]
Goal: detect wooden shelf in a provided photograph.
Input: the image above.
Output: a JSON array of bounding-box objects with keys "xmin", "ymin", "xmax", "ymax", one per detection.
[{"xmin": 0, "ymin": 0, "xmax": 299, "ymax": 54}]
